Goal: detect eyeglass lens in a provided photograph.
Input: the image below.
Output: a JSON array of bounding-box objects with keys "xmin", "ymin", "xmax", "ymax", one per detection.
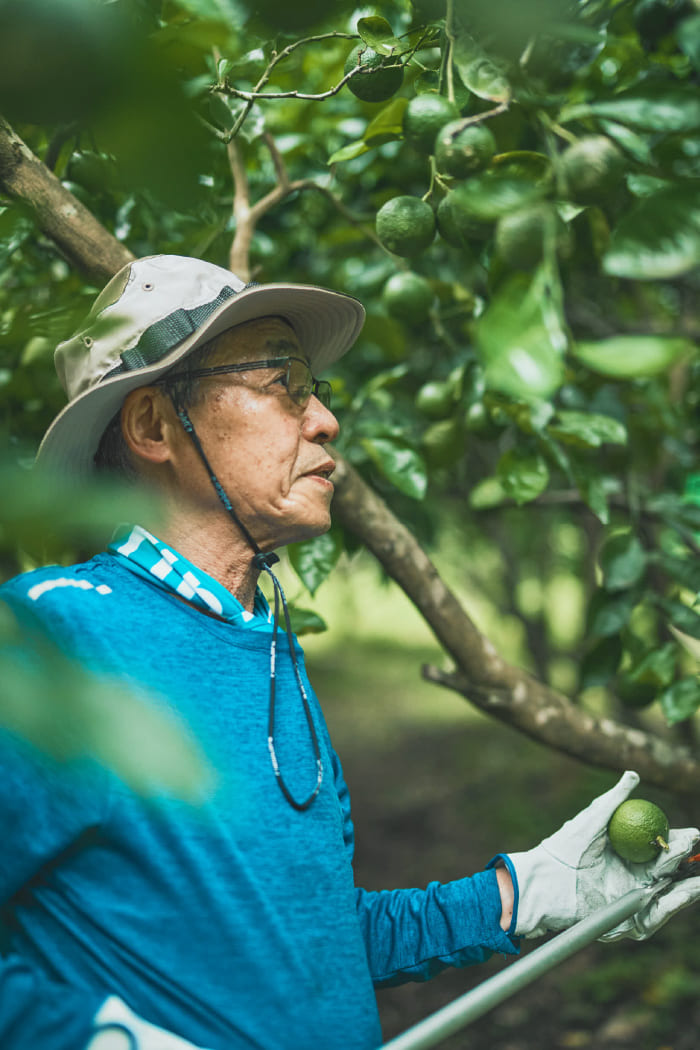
[{"xmin": 287, "ymin": 359, "xmax": 332, "ymax": 410}]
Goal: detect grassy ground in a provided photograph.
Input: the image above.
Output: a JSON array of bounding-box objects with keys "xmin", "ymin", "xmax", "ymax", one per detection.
[{"xmin": 297, "ymin": 564, "xmax": 700, "ymax": 1050}]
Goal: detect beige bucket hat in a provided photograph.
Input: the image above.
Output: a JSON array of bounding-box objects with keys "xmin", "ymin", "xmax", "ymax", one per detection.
[{"xmin": 37, "ymin": 254, "xmax": 365, "ymax": 477}]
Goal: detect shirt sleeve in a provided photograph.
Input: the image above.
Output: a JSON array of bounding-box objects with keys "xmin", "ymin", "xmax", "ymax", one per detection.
[{"xmin": 331, "ymin": 750, "xmax": 519, "ymax": 987}]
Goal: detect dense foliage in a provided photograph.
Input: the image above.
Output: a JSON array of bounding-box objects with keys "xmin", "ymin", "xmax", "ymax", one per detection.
[{"xmin": 1, "ymin": 0, "xmax": 699, "ymax": 778}]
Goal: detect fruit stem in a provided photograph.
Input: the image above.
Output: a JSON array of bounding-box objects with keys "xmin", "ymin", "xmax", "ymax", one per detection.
[{"xmin": 654, "ymin": 835, "xmax": 670, "ymax": 852}]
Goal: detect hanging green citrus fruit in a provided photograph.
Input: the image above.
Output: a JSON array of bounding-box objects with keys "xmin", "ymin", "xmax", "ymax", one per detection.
[
  {"xmin": 381, "ymin": 272, "xmax": 434, "ymax": 323},
  {"xmin": 415, "ymin": 380, "xmax": 454, "ymax": 419},
  {"xmin": 560, "ymin": 135, "xmax": 625, "ymax": 205},
  {"xmin": 434, "ymin": 120, "xmax": 496, "ymax": 179},
  {"xmin": 376, "ymin": 196, "xmax": 436, "ymax": 257},
  {"xmin": 421, "ymin": 418, "xmax": 464, "ymax": 467},
  {"xmin": 608, "ymin": 798, "xmax": 670, "ymax": 863},
  {"xmin": 495, "ymin": 202, "xmax": 571, "ymax": 269},
  {"xmin": 344, "ymin": 44, "xmax": 404, "ymax": 103},
  {"xmin": 436, "ymin": 188, "xmax": 492, "ymax": 248},
  {"xmin": 403, "ymin": 94, "xmax": 459, "ymax": 154}
]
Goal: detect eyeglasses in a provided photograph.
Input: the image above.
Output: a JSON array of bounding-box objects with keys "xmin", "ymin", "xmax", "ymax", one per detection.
[{"xmin": 161, "ymin": 356, "xmax": 332, "ymax": 410}]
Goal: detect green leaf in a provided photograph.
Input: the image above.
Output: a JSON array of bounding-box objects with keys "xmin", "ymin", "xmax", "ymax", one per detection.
[
  {"xmin": 670, "ymin": 625, "xmax": 700, "ymax": 663},
  {"xmin": 496, "ymin": 450, "xmax": 549, "ymax": 505},
  {"xmin": 657, "ymin": 597, "xmax": 700, "ymax": 640},
  {"xmin": 288, "ymin": 531, "xmax": 342, "ymax": 596},
  {"xmin": 659, "ymin": 676, "xmax": 700, "ymax": 725},
  {"xmin": 599, "ymin": 531, "xmax": 646, "ymax": 591},
  {"xmin": 627, "ymin": 643, "xmax": 677, "ymax": 689},
  {"xmin": 571, "ymin": 335, "xmax": 694, "ymax": 378},
  {"xmin": 452, "ymin": 29, "xmax": 511, "ymax": 102},
  {"xmin": 360, "ymin": 437, "xmax": 427, "ymax": 500},
  {"xmin": 286, "ymin": 606, "xmax": 328, "ymax": 636},
  {"xmin": 599, "ymin": 120, "xmax": 653, "ymax": 165},
  {"xmin": 587, "ymin": 588, "xmax": 637, "ymax": 637},
  {"xmin": 677, "ymin": 14, "xmax": 700, "ymax": 71},
  {"xmin": 548, "ymin": 410, "xmax": 627, "ymax": 448},
  {"xmin": 476, "ymin": 272, "xmax": 566, "ymax": 400},
  {"xmin": 328, "ymin": 141, "xmax": 370, "ymax": 164},
  {"xmin": 561, "ymin": 85, "xmax": 700, "ymax": 132},
  {"xmin": 449, "ymin": 169, "xmax": 545, "ymax": 221},
  {"xmin": 364, "ymin": 97, "xmax": 408, "ymax": 145},
  {"xmin": 357, "ymin": 16, "xmax": 402, "ymax": 55},
  {"xmin": 580, "ymin": 636, "xmax": 622, "ymax": 690},
  {"xmin": 0, "ymin": 642, "xmax": 212, "ymax": 800},
  {"xmin": 650, "ymin": 552, "xmax": 700, "ymax": 593},
  {"xmin": 604, "ymin": 186, "xmax": 700, "ymax": 279}
]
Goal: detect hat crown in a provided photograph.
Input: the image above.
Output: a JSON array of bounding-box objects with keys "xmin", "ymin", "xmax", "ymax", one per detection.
[{"xmin": 55, "ymin": 255, "xmax": 247, "ymax": 400}]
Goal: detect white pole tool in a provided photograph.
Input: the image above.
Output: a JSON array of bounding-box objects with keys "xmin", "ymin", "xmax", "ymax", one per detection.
[{"xmin": 380, "ymin": 883, "xmax": 664, "ymax": 1050}]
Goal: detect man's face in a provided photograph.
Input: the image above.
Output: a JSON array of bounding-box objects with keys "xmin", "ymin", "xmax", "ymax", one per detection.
[{"xmin": 177, "ymin": 316, "xmax": 340, "ymax": 551}]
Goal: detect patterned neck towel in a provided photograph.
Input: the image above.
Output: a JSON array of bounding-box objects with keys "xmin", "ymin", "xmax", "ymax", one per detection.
[{"xmin": 107, "ymin": 524, "xmax": 272, "ymax": 630}]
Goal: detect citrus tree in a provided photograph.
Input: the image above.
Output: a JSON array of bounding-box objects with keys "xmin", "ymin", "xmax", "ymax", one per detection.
[{"xmin": 1, "ymin": 0, "xmax": 699, "ymax": 795}]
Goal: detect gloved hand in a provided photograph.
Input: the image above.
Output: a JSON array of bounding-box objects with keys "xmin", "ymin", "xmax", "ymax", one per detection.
[
  {"xmin": 505, "ymin": 770, "xmax": 700, "ymax": 940},
  {"xmin": 87, "ymin": 996, "xmax": 211, "ymax": 1050}
]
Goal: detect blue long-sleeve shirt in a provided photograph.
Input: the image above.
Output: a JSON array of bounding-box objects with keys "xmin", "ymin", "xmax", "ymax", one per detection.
[{"xmin": 0, "ymin": 553, "xmax": 517, "ymax": 1049}]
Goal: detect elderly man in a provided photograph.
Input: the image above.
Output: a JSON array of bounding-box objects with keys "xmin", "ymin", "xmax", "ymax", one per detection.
[{"xmin": 0, "ymin": 255, "xmax": 698, "ymax": 1050}]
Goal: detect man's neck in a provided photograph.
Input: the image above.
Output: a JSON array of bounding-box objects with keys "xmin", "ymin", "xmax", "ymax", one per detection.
[{"xmin": 152, "ymin": 515, "xmax": 262, "ymax": 613}]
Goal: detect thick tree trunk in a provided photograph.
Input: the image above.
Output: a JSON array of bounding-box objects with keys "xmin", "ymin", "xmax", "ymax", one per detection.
[
  {"xmin": 0, "ymin": 118, "xmax": 133, "ymax": 281},
  {"xmin": 2, "ymin": 115, "xmax": 698, "ymax": 797}
]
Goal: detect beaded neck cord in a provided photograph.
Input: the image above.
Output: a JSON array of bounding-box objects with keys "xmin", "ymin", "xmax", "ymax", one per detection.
[{"xmin": 174, "ymin": 402, "xmax": 323, "ymax": 812}]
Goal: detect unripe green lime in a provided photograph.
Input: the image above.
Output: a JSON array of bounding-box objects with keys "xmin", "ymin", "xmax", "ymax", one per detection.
[
  {"xmin": 381, "ymin": 272, "xmax": 434, "ymax": 324},
  {"xmin": 344, "ymin": 44, "xmax": 404, "ymax": 103},
  {"xmin": 560, "ymin": 135, "xmax": 625, "ymax": 205},
  {"xmin": 436, "ymin": 188, "xmax": 493, "ymax": 247},
  {"xmin": 495, "ymin": 202, "xmax": 571, "ymax": 270},
  {"xmin": 434, "ymin": 120, "xmax": 496, "ymax": 179},
  {"xmin": 376, "ymin": 196, "xmax": 436, "ymax": 257},
  {"xmin": 608, "ymin": 798, "xmax": 670, "ymax": 864},
  {"xmin": 415, "ymin": 380, "xmax": 454, "ymax": 419},
  {"xmin": 421, "ymin": 417, "xmax": 464, "ymax": 467},
  {"xmin": 403, "ymin": 94, "xmax": 459, "ymax": 154}
]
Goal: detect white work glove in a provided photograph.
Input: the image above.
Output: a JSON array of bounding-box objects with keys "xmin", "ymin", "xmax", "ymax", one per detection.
[
  {"xmin": 506, "ymin": 770, "xmax": 700, "ymax": 940},
  {"xmin": 87, "ymin": 996, "xmax": 212, "ymax": 1049}
]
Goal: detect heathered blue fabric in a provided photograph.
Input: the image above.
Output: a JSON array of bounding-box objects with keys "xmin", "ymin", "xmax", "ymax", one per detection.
[{"xmin": 0, "ymin": 553, "xmax": 518, "ymax": 1049}]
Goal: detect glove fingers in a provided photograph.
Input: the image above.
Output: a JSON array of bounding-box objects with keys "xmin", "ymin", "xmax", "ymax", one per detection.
[
  {"xmin": 649, "ymin": 827, "xmax": 700, "ymax": 878},
  {"xmin": 639, "ymin": 874, "xmax": 700, "ymax": 937}
]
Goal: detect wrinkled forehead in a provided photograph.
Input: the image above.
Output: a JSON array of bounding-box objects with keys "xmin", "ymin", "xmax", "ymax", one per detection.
[{"xmin": 209, "ymin": 315, "xmax": 304, "ymax": 365}]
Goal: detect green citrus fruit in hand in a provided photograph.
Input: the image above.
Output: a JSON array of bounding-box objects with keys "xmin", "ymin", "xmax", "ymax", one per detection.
[
  {"xmin": 434, "ymin": 120, "xmax": 496, "ymax": 179},
  {"xmin": 344, "ymin": 44, "xmax": 404, "ymax": 103},
  {"xmin": 560, "ymin": 135, "xmax": 625, "ymax": 205},
  {"xmin": 608, "ymin": 798, "xmax": 670, "ymax": 863},
  {"xmin": 495, "ymin": 202, "xmax": 571, "ymax": 270},
  {"xmin": 382, "ymin": 272, "xmax": 434, "ymax": 324},
  {"xmin": 376, "ymin": 196, "xmax": 436, "ymax": 257},
  {"xmin": 403, "ymin": 94, "xmax": 459, "ymax": 154}
]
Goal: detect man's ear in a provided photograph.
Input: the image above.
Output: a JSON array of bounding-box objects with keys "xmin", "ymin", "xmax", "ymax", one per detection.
[{"xmin": 120, "ymin": 386, "xmax": 178, "ymax": 465}]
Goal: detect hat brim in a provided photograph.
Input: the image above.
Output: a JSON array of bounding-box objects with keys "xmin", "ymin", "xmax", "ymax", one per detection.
[{"xmin": 37, "ymin": 282, "xmax": 364, "ymax": 478}]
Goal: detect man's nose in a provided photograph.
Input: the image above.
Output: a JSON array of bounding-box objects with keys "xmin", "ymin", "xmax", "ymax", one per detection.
[{"xmin": 303, "ymin": 395, "xmax": 340, "ymax": 443}]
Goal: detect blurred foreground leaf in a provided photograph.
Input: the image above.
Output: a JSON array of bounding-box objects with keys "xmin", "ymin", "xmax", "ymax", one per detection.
[
  {"xmin": 0, "ymin": 629, "xmax": 213, "ymax": 800},
  {"xmin": 0, "ymin": 460, "xmax": 163, "ymax": 565}
]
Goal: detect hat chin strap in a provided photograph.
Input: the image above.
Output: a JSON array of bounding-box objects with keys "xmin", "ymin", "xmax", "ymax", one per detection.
[{"xmin": 174, "ymin": 404, "xmax": 324, "ymax": 812}]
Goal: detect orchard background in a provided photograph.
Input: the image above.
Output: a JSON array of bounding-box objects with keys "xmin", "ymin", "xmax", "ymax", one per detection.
[{"xmin": 0, "ymin": 1, "xmax": 699, "ymax": 1044}]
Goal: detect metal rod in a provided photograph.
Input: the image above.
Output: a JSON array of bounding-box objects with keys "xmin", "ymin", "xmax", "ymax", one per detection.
[{"xmin": 380, "ymin": 885, "xmax": 660, "ymax": 1050}]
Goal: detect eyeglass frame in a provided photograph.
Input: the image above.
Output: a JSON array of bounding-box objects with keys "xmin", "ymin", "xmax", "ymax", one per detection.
[{"xmin": 158, "ymin": 356, "xmax": 333, "ymax": 410}]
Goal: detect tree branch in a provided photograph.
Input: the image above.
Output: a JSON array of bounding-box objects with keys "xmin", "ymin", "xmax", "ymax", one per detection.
[
  {"xmin": 330, "ymin": 451, "xmax": 700, "ymax": 797},
  {"xmin": 0, "ymin": 117, "xmax": 133, "ymax": 281}
]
